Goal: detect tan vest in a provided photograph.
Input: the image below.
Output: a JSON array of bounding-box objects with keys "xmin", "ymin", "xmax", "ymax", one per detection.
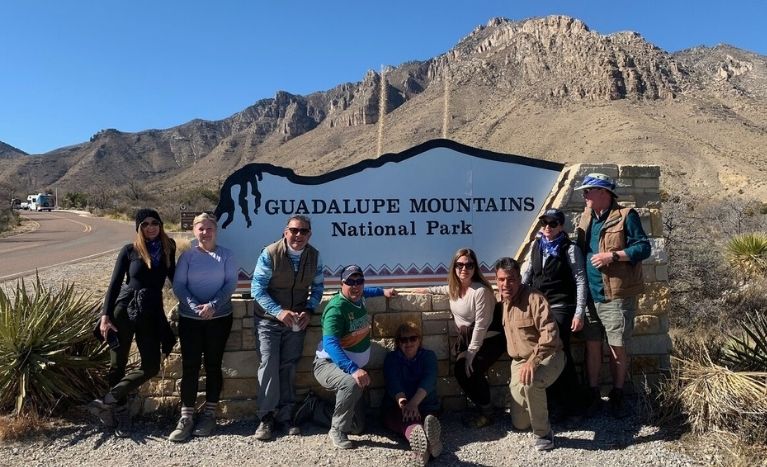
[
  {"xmin": 576, "ymin": 202, "xmax": 644, "ymax": 300},
  {"xmin": 253, "ymin": 239, "xmax": 319, "ymax": 320}
]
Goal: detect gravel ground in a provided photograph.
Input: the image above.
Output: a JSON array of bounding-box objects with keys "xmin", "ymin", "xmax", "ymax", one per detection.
[
  {"xmin": 0, "ymin": 405, "xmax": 700, "ymax": 467},
  {"xmin": 0, "ymin": 235, "xmax": 701, "ymax": 466}
]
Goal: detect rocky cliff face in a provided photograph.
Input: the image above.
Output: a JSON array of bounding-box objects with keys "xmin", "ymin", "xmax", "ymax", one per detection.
[
  {"xmin": 3, "ymin": 15, "xmax": 766, "ymax": 200},
  {"xmin": 432, "ymin": 16, "xmax": 683, "ymax": 101},
  {"xmin": 0, "ymin": 141, "xmax": 26, "ymax": 159}
]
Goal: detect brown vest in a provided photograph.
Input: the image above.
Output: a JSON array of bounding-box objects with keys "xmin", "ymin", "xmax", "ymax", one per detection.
[
  {"xmin": 253, "ymin": 239, "xmax": 320, "ymax": 320},
  {"xmin": 576, "ymin": 202, "xmax": 644, "ymax": 300}
]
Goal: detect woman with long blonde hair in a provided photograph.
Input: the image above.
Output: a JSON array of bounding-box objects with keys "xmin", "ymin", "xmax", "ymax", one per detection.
[
  {"xmin": 418, "ymin": 248, "xmax": 505, "ymax": 427},
  {"xmin": 91, "ymin": 208, "xmax": 176, "ymax": 437}
]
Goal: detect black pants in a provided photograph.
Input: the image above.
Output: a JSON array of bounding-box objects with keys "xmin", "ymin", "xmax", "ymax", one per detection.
[
  {"xmin": 546, "ymin": 306, "xmax": 582, "ymax": 413},
  {"xmin": 108, "ymin": 305, "xmax": 162, "ymax": 405},
  {"xmin": 178, "ymin": 314, "xmax": 233, "ymax": 407},
  {"xmin": 454, "ymin": 334, "xmax": 507, "ymax": 407}
]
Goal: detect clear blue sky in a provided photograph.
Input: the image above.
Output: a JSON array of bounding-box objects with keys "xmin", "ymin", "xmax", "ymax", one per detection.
[{"xmin": 2, "ymin": 0, "xmax": 765, "ymax": 155}]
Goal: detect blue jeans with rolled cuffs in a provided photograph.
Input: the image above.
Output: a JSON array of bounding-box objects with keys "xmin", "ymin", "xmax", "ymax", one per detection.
[{"xmin": 255, "ymin": 317, "xmax": 306, "ymax": 422}]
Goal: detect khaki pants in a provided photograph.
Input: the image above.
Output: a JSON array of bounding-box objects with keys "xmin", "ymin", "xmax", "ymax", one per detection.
[{"xmin": 509, "ymin": 351, "xmax": 565, "ymax": 436}]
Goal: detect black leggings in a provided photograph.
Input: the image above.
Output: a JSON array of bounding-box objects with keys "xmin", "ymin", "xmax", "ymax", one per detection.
[
  {"xmin": 178, "ymin": 314, "xmax": 233, "ymax": 407},
  {"xmin": 108, "ymin": 305, "xmax": 162, "ymax": 405},
  {"xmin": 546, "ymin": 306, "xmax": 582, "ymax": 411},
  {"xmin": 454, "ymin": 334, "xmax": 507, "ymax": 407}
]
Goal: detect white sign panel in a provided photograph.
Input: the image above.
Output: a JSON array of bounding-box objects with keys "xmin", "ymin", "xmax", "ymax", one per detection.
[{"xmin": 215, "ymin": 139, "xmax": 563, "ymax": 292}]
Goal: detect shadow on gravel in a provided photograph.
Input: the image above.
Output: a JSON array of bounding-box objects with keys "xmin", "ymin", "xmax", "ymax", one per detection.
[{"xmin": 551, "ymin": 396, "xmax": 683, "ymax": 451}]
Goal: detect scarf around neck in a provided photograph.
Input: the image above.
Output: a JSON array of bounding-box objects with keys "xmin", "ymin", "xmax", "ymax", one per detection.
[
  {"xmin": 539, "ymin": 231, "xmax": 567, "ymax": 258},
  {"xmin": 148, "ymin": 239, "xmax": 162, "ymax": 267}
]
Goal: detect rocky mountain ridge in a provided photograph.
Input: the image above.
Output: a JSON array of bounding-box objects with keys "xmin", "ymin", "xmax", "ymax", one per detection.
[{"xmin": 2, "ymin": 15, "xmax": 766, "ymax": 200}]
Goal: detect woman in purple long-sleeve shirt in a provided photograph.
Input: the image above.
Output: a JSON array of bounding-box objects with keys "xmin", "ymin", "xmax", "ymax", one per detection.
[{"xmin": 169, "ymin": 213, "xmax": 238, "ymax": 442}]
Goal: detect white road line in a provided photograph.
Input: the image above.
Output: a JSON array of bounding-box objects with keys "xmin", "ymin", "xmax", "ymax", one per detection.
[{"xmin": 0, "ymin": 247, "xmax": 121, "ymax": 283}]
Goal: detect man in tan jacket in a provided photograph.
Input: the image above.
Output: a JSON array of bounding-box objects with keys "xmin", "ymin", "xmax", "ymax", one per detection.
[{"xmin": 495, "ymin": 257, "xmax": 564, "ymax": 451}]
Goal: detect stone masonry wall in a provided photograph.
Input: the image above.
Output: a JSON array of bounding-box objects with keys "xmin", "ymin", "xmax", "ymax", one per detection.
[{"xmin": 136, "ymin": 163, "xmax": 669, "ymax": 418}]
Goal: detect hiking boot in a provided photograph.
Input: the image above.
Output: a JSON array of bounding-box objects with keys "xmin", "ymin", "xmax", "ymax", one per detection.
[
  {"xmin": 192, "ymin": 412, "xmax": 216, "ymax": 437},
  {"xmin": 534, "ymin": 430, "xmax": 555, "ymax": 451},
  {"xmin": 328, "ymin": 427, "xmax": 353, "ymax": 449},
  {"xmin": 292, "ymin": 391, "xmax": 318, "ymax": 427},
  {"xmin": 169, "ymin": 416, "xmax": 194, "ymax": 442},
  {"xmin": 423, "ymin": 415, "xmax": 443, "ymax": 458},
  {"xmin": 608, "ymin": 388, "xmax": 627, "ymax": 419},
  {"xmin": 114, "ymin": 406, "xmax": 132, "ymax": 438},
  {"xmin": 408, "ymin": 424, "xmax": 429, "ymax": 466},
  {"xmin": 585, "ymin": 387, "xmax": 602, "ymax": 417},
  {"xmin": 87, "ymin": 399, "xmax": 116, "ymax": 428},
  {"xmin": 254, "ymin": 413, "xmax": 275, "ymax": 441}
]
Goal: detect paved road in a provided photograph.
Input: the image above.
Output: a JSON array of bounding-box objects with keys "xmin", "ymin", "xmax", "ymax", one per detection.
[{"xmin": 0, "ymin": 210, "xmax": 136, "ymax": 281}]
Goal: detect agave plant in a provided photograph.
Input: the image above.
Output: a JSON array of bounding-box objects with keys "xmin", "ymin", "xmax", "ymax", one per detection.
[
  {"xmin": 721, "ymin": 311, "xmax": 767, "ymax": 372},
  {"xmin": 0, "ymin": 276, "xmax": 109, "ymax": 415},
  {"xmin": 726, "ymin": 232, "xmax": 767, "ymax": 279}
]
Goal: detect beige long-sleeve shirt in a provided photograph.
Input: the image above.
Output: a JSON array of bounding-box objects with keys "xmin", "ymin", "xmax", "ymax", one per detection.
[
  {"xmin": 429, "ymin": 283, "xmax": 496, "ymax": 353},
  {"xmin": 500, "ymin": 285, "xmax": 562, "ymax": 366}
]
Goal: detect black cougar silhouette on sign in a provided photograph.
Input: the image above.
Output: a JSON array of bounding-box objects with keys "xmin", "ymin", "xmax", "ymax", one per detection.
[{"xmin": 215, "ymin": 164, "xmax": 264, "ymax": 229}]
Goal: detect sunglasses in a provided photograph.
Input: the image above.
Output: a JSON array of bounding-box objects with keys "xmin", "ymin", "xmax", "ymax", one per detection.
[
  {"xmin": 540, "ymin": 220, "xmax": 560, "ymax": 228},
  {"xmin": 398, "ymin": 335, "xmax": 419, "ymax": 344},
  {"xmin": 582, "ymin": 188, "xmax": 604, "ymax": 196},
  {"xmin": 287, "ymin": 227, "xmax": 311, "ymax": 235},
  {"xmin": 455, "ymin": 261, "xmax": 475, "ymax": 270},
  {"xmin": 140, "ymin": 221, "xmax": 160, "ymax": 228},
  {"xmin": 343, "ymin": 277, "xmax": 365, "ymax": 286}
]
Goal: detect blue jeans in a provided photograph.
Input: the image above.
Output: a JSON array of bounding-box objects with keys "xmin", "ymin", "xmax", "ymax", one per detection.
[{"xmin": 255, "ymin": 317, "xmax": 306, "ymax": 422}]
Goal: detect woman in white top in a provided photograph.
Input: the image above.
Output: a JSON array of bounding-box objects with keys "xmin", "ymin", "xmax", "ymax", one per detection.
[{"xmin": 420, "ymin": 248, "xmax": 505, "ymax": 427}]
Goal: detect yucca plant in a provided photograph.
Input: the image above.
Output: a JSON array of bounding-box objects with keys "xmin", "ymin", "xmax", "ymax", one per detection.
[
  {"xmin": 0, "ymin": 276, "xmax": 109, "ymax": 415},
  {"xmin": 721, "ymin": 311, "xmax": 767, "ymax": 372},
  {"xmin": 726, "ymin": 232, "xmax": 767, "ymax": 278}
]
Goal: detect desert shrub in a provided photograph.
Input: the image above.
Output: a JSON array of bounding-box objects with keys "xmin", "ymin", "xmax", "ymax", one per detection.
[
  {"xmin": 0, "ymin": 412, "xmax": 50, "ymax": 441},
  {"xmin": 61, "ymin": 192, "xmax": 88, "ymax": 209},
  {"xmin": 721, "ymin": 310, "xmax": 767, "ymax": 372},
  {"xmin": 726, "ymin": 232, "xmax": 767, "ymax": 279},
  {"xmin": 664, "ymin": 194, "xmax": 767, "ymax": 333},
  {"xmin": 178, "ymin": 186, "xmax": 219, "ymax": 211},
  {"xmin": 0, "ymin": 208, "xmax": 18, "ymax": 233},
  {"xmin": 0, "ymin": 277, "xmax": 109, "ymax": 415}
]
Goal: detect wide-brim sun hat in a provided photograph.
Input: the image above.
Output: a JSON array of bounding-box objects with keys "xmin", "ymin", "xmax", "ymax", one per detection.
[{"xmin": 574, "ymin": 173, "xmax": 617, "ymax": 197}]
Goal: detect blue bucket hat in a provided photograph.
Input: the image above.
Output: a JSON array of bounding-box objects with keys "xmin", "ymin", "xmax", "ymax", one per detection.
[{"xmin": 574, "ymin": 173, "xmax": 617, "ymax": 197}]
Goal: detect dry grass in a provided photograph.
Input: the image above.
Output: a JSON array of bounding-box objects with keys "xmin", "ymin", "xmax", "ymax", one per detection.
[
  {"xmin": 675, "ymin": 357, "xmax": 767, "ymax": 437},
  {"xmin": 656, "ymin": 331, "xmax": 767, "ymax": 465},
  {"xmin": 0, "ymin": 412, "xmax": 50, "ymax": 441}
]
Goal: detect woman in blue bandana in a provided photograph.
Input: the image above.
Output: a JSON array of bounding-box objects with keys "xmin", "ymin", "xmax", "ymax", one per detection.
[
  {"xmin": 521, "ymin": 208, "xmax": 588, "ymax": 420},
  {"xmin": 91, "ymin": 208, "xmax": 176, "ymax": 437}
]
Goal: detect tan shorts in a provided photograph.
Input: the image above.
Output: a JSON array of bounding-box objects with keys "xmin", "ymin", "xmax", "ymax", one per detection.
[{"xmin": 582, "ymin": 296, "xmax": 637, "ymax": 347}]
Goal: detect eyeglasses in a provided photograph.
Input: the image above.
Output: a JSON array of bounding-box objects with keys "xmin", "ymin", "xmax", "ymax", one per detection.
[
  {"xmin": 287, "ymin": 227, "xmax": 311, "ymax": 235},
  {"xmin": 540, "ymin": 220, "xmax": 560, "ymax": 228},
  {"xmin": 140, "ymin": 221, "xmax": 160, "ymax": 228},
  {"xmin": 455, "ymin": 261, "xmax": 475, "ymax": 270},
  {"xmin": 398, "ymin": 335, "xmax": 419, "ymax": 344},
  {"xmin": 343, "ymin": 277, "xmax": 365, "ymax": 286}
]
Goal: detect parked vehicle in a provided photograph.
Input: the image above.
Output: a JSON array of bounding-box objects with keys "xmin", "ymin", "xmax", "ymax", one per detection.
[
  {"xmin": 27, "ymin": 193, "xmax": 54, "ymax": 212},
  {"xmin": 10, "ymin": 198, "xmax": 21, "ymax": 209}
]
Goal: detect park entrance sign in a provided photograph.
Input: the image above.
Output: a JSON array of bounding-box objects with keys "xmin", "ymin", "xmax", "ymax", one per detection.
[{"xmin": 215, "ymin": 139, "xmax": 563, "ymax": 292}]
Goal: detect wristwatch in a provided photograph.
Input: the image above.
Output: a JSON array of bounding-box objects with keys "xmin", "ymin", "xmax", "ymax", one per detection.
[{"xmin": 612, "ymin": 251, "xmax": 620, "ymax": 263}]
